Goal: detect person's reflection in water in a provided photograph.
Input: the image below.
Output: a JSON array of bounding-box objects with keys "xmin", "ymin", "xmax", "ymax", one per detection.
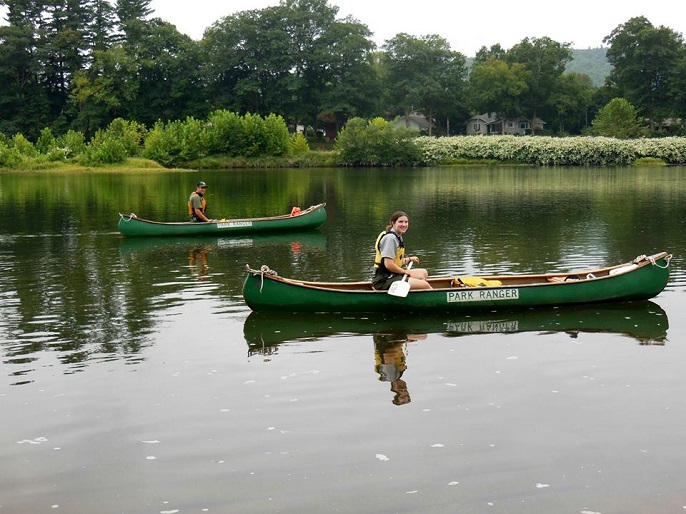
[
  {"xmin": 373, "ymin": 332, "xmax": 426, "ymax": 405},
  {"xmin": 189, "ymin": 245, "xmax": 212, "ymax": 280}
]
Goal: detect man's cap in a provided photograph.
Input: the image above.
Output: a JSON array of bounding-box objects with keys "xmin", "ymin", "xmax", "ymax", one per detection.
[{"xmin": 196, "ymin": 181, "xmax": 207, "ymax": 188}]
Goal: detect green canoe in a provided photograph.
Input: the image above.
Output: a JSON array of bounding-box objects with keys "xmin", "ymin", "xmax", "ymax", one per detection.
[
  {"xmin": 242, "ymin": 252, "xmax": 671, "ymax": 313},
  {"xmin": 118, "ymin": 203, "xmax": 326, "ymax": 237},
  {"xmin": 243, "ymin": 300, "xmax": 669, "ymax": 348}
]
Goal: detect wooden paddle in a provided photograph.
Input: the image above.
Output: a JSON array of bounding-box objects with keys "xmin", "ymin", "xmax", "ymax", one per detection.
[{"xmin": 388, "ymin": 261, "xmax": 413, "ymax": 298}]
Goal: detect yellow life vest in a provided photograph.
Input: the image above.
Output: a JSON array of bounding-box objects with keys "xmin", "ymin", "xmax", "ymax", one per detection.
[
  {"xmin": 188, "ymin": 191, "xmax": 207, "ymax": 217},
  {"xmin": 373, "ymin": 231, "xmax": 405, "ymax": 272}
]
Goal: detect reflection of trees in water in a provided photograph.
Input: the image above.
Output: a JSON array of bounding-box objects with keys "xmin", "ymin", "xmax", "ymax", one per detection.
[
  {"xmin": 2, "ymin": 228, "xmax": 326, "ymax": 383},
  {"xmin": 1, "ymin": 234, "xmax": 161, "ymax": 380}
]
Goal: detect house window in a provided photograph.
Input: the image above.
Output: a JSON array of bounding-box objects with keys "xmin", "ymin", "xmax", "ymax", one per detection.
[
  {"xmin": 507, "ymin": 122, "xmax": 514, "ymax": 128},
  {"xmin": 473, "ymin": 123, "xmax": 481, "ymax": 132},
  {"xmin": 519, "ymin": 121, "xmax": 530, "ymax": 129}
]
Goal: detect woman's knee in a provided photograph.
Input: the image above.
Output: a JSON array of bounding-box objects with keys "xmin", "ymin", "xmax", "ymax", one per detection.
[
  {"xmin": 409, "ymin": 277, "xmax": 432, "ymax": 290},
  {"xmin": 411, "ymin": 268, "xmax": 429, "ymax": 280}
]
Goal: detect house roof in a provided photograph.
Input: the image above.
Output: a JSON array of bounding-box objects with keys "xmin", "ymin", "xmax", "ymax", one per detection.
[
  {"xmin": 468, "ymin": 113, "xmax": 546, "ymax": 126},
  {"xmin": 393, "ymin": 112, "xmax": 432, "ymax": 130}
]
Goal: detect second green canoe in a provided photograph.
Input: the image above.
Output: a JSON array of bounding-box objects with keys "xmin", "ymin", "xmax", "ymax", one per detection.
[{"xmin": 118, "ymin": 202, "xmax": 326, "ymax": 237}]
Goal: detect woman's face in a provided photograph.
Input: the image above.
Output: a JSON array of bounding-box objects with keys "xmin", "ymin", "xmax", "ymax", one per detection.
[{"xmin": 392, "ymin": 215, "xmax": 409, "ymax": 235}]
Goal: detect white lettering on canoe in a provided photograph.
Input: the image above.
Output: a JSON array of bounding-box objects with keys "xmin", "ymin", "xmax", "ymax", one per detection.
[
  {"xmin": 446, "ymin": 288, "xmax": 519, "ymax": 303},
  {"xmin": 447, "ymin": 320, "xmax": 519, "ymax": 333},
  {"xmin": 217, "ymin": 221, "xmax": 253, "ymax": 229}
]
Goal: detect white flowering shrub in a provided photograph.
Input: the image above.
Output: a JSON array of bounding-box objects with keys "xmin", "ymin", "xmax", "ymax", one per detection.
[{"xmin": 415, "ymin": 136, "xmax": 686, "ymax": 166}]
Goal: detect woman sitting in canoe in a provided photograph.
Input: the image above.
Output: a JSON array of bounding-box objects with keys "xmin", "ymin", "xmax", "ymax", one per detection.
[{"xmin": 372, "ymin": 211, "xmax": 432, "ymax": 291}]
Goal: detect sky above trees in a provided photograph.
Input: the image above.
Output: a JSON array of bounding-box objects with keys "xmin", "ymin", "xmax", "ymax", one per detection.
[{"xmin": 146, "ymin": 0, "xmax": 686, "ymax": 56}]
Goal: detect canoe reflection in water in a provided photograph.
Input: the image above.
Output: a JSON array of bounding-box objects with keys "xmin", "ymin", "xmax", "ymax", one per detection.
[
  {"xmin": 243, "ymin": 300, "xmax": 669, "ymax": 352},
  {"xmin": 374, "ymin": 332, "xmax": 427, "ymax": 406}
]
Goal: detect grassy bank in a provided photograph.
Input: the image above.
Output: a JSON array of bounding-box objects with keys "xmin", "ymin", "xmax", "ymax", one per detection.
[
  {"xmin": 1, "ymin": 158, "xmax": 178, "ymax": 173},
  {"xmin": 185, "ymin": 150, "xmax": 340, "ymax": 169}
]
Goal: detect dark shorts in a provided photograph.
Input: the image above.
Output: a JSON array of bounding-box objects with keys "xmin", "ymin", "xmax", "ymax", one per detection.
[{"xmin": 372, "ymin": 272, "xmax": 404, "ymax": 291}]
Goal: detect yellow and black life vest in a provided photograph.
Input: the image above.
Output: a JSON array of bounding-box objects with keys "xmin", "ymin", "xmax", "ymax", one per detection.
[
  {"xmin": 188, "ymin": 191, "xmax": 207, "ymax": 218},
  {"xmin": 373, "ymin": 230, "xmax": 405, "ymax": 273}
]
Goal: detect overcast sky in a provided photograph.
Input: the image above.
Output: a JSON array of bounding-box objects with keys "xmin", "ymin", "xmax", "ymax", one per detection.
[
  {"xmin": 148, "ymin": 0, "xmax": 685, "ymax": 56},
  {"xmin": 0, "ymin": 1, "xmax": 681, "ymax": 56}
]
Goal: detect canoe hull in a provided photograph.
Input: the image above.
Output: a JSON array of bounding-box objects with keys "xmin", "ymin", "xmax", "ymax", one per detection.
[
  {"xmin": 242, "ymin": 253, "xmax": 671, "ymax": 313},
  {"xmin": 118, "ymin": 203, "xmax": 326, "ymax": 237}
]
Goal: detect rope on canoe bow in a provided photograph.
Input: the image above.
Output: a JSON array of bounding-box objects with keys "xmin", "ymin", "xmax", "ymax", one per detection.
[
  {"xmin": 648, "ymin": 254, "xmax": 672, "ymax": 269},
  {"xmin": 245, "ymin": 264, "xmax": 278, "ymax": 292},
  {"xmin": 633, "ymin": 254, "xmax": 672, "ymax": 269},
  {"xmin": 119, "ymin": 213, "xmax": 138, "ymax": 221}
]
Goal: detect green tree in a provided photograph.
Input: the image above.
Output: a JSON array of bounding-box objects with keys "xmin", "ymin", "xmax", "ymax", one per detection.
[
  {"xmin": 315, "ymin": 15, "xmax": 380, "ymax": 129},
  {"xmin": 468, "ymin": 56, "xmax": 530, "ymax": 128},
  {"xmin": 382, "ymin": 33, "xmax": 468, "ymax": 135},
  {"xmin": 550, "ymin": 72, "xmax": 596, "ymax": 134},
  {"xmin": 590, "ymin": 97, "xmax": 643, "ymax": 138},
  {"xmin": 202, "ymin": 0, "xmax": 377, "ymax": 130},
  {"xmin": 472, "ymin": 44, "xmax": 507, "ymax": 66},
  {"xmin": 41, "ymin": 0, "xmax": 98, "ymax": 131},
  {"xmin": 72, "ymin": 18, "xmax": 204, "ymax": 132},
  {"xmin": 506, "ymin": 36, "xmax": 572, "ymax": 134},
  {"xmin": 671, "ymin": 52, "xmax": 686, "ymax": 126},
  {"xmin": 0, "ymin": 23, "xmax": 50, "ymax": 137},
  {"xmin": 0, "ymin": 1, "xmax": 50, "ymax": 137},
  {"xmin": 604, "ymin": 16, "xmax": 686, "ymax": 129}
]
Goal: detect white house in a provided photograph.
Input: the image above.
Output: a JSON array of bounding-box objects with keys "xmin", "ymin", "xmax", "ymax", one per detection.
[
  {"xmin": 466, "ymin": 113, "xmax": 545, "ymax": 135},
  {"xmin": 392, "ymin": 112, "xmax": 432, "ymax": 133}
]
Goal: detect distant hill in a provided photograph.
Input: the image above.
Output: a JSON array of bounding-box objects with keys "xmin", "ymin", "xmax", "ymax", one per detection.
[
  {"xmin": 466, "ymin": 48, "xmax": 611, "ymax": 88},
  {"xmin": 566, "ymin": 48, "xmax": 611, "ymax": 87}
]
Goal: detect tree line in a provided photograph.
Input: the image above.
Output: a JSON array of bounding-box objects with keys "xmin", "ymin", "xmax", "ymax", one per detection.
[{"xmin": 1, "ymin": 0, "xmax": 685, "ymax": 143}]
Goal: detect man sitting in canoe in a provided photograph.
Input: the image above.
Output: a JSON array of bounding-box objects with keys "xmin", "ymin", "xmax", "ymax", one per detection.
[
  {"xmin": 188, "ymin": 181, "xmax": 214, "ymax": 222},
  {"xmin": 372, "ymin": 211, "xmax": 432, "ymax": 291}
]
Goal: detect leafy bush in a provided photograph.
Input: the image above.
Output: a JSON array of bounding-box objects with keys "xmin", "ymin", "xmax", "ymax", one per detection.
[
  {"xmin": 0, "ymin": 141, "xmax": 22, "ymax": 167},
  {"xmin": 178, "ymin": 117, "xmax": 205, "ymax": 162},
  {"xmin": 36, "ymin": 128, "xmax": 57, "ymax": 154},
  {"xmin": 12, "ymin": 134, "xmax": 37, "ymax": 157},
  {"xmin": 290, "ymin": 132, "xmax": 310, "ymax": 154},
  {"xmin": 262, "ymin": 114, "xmax": 291, "ymax": 156},
  {"xmin": 242, "ymin": 112, "xmax": 267, "ymax": 157},
  {"xmin": 142, "ymin": 120, "xmax": 184, "ymax": 167},
  {"xmin": 83, "ymin": 130, "xmax": 129, "ymax": 164},
  {"xmin": 82, "ymin": 118, "xmax": 146, "ymax": 165},
  {"xmin": 335, "ymin": 117, "xmax": 423, "ymax": 166},
  {"xmin": 204, "ymin": 110, "xmax": 244, "ymax": 156},
  {"xmin": 57, "ymin": 130, "xmax": 86, "ymax": 159}
]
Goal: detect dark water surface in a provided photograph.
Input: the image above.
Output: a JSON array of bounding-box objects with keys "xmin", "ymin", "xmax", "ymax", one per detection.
[{"xmin": 1, "ymin": 167, "xmax": 686, "ymax": 513}]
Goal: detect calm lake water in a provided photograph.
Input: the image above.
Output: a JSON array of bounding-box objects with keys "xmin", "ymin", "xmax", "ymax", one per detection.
[{"xmin": 1, "ymin": 166, "xmax": 686, "ymax": 513}]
